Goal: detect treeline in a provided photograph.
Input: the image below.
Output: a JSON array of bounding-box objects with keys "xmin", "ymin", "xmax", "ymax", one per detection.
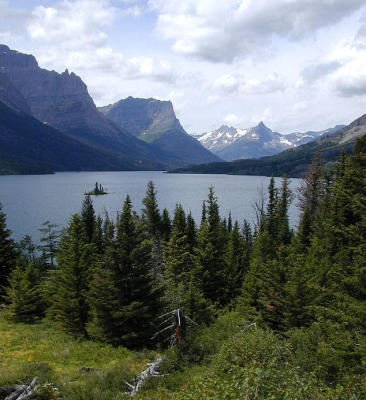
[{"xmin": 0, "ymin": 134, "xmax": 365, "ymax": 388}]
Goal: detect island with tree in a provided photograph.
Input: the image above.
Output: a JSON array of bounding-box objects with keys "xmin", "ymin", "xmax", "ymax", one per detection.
[{"xmin": 84, "ymin": 182, "xmax": 108, "ymax": 195}]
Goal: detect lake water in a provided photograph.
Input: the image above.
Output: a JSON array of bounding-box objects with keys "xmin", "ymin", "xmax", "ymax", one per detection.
[{"xmin": 0, "ymin": 171, "xmax": 302, "ymax": 243}]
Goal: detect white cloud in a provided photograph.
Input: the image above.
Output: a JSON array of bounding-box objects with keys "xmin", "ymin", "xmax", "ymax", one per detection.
[
  {"xmin": 25, "ymin": 0, "xmax": 176, "ymax": 86},
  {"xmin": 213, "ymin": 72, "xmax": 285, "ymax": 95},
  {"xmin": 149, "ymin": 0, "xmax": 366, "ymax": 63},
  {"xmin": 301, "ymin": 61, "xmax": 342, "ymax": 83}
]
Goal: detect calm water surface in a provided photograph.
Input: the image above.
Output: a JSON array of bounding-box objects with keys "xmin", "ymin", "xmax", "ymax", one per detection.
[{"xmin": 0, "ymin": 171, "xmax": 301, "ymax": 243}]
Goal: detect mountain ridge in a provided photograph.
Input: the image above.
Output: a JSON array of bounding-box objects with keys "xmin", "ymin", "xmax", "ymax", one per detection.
[
  {"xmin": 0, "ymin": 44, "xmax": 184, "ymax": 170},
  {"xmin": 99, "ymin": 96, "xmax": 221, "ymax": 165},
  {"xmin": 197, "ymin": 121, "xmax": 345, "ymax": 161},
  {"xmin": 170, "ymin": 113, "xmax": 366, "ymax": 177}
]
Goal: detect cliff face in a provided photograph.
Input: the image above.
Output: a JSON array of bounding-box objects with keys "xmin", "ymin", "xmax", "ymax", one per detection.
[
  {"xmin": 0, "ymin": 44, "xmax": 182, "ymax": 168},
  {"xmin": 0, "ymin": 45, "xmax": 121, "ymax": 137},
  {"xmin": 100, "ymin": 96, "xmax": 221, "ymax": 164},
  {"xmin": 0, "ymin": 72, "xmax": 31, "ymax": 114}
]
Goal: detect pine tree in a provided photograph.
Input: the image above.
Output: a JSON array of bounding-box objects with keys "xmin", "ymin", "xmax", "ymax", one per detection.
[
  {"xmin": 6, "ymin": 263, "xmax": 44, "ymax": 322},
  {"xmin": 0, "ymin": 203, "xmax": 17, "ymax": 300},
  {"xmin": 81, "ymin": 195, "xmax": 96, "ymax": 243},
  {"xmin": 193, "ymin": 188, "xmax": 226, "ymax": 304},
  {"xmin": 48, "ymin": 214, "xmax": 96, "ymax": 336},
  {"xmin": 266, "ymin": 176, "xmax": 278, "ymax": 239},
  {"xmin": 297, "ymin": 154, "xmax": 324, "ymax": 248},
  {"xmin": 223, "ymin": 221, "xmax": 247, "ymax": 305},
  {"xmin": 186, "ymin": 212, "xmax": 196, "ymax": 251},
  {"xmin": 142, "ymin": 181, "xmax": 163, "ymax": 276},
  {"xmin": 142, "ymin": 181, "xmax": 161, "ymax": 238},
  {"xmin": 38, "ymin": 220, "xmax": 60, "ymax": 267},
  {"xmin": 161, "ymin": 208, "xmax": 172, "ymax": 242},
  {"xmin": 172, "ymin": 204, "xmax": 186, "ymax": 236},
  {"xmin": 276, "ymin": 175, "xmax": 293, "ymax": 246},
  {"xmin": 90, "ymin": 196, "xmax": 162, "ymax": 347}
]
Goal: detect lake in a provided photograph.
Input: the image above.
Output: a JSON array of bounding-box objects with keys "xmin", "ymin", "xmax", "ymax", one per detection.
[{"xmin": 0, "ymin": 171, "xmax": 302, "ymax": 243}]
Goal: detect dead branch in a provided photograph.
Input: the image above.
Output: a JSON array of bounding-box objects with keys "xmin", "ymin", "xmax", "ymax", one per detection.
[{"xmin": 125, "ymin": 356, "xmax": 166, "ymax": 397}]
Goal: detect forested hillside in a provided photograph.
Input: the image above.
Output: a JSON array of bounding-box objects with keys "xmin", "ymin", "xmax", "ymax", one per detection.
[{"xmin": 1, "ymin": 135, "xmax": 366, "ymax": 399}]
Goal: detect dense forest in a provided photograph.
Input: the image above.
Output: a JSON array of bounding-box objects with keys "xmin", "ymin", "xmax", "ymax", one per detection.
[{"xmin": 0, "ymin": 134, "xmax": 365, "ymax": 399}]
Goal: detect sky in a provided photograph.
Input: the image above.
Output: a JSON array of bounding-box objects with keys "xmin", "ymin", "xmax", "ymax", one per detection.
[{"xmin": 1, "ymin": 0, "xmax": 366, "ymax": 134}]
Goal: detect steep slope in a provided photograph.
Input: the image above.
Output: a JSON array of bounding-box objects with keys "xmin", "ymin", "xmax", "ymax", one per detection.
[
  {"xmin": 170, "ymin": 113, "xmax": 366, "ymax": 177},
  {"xmin": 196, "ymin": 125, "xmax": 249, "ymax": 152},
  {"xmin": 216, "ymin": 122, "xmax": 289, "ymax": 160},
  {"xmin": 0, "ymin": 72, "xmax": 30, "ymax": 114},
  {"xmin": 99, "ymin": 97, "xmax": 221, "ymax": 165},
  {"xmin": 0, "ymin": 100, "xmax": 155, "ymax": 175},
  {"xmin": 0, "ymin": 44, "xmax": 179, "ymax": 169},
  {"xmin": 197, "ymin": 122, "xmax": 345, "ymax": 161}
]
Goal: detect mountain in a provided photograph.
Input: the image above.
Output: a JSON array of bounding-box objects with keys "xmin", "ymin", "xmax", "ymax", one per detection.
[
  {"xmin": 0, "ymin": 72, "xmax": 30, "ymax": 114},
  {"xmin": 99, "ymin": 97, "xmax": 221, "ymax": 165},
  {"xmin": 0, "ymin": 99, "xmax": 150, "ymax": 175},
  {"xmin": 170, "ymin": 113, "xmax": 366, "ymax": 178},
  {"xmin": 197, "ymin": 122, "xmax": 345, "ymax": 161},
  {"xmin": 0, "ymin": 44, "xmax": 180, "ymax": 169}
]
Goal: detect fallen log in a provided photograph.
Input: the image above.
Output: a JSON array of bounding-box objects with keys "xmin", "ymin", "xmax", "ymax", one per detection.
[
  {"xmin": 5, "ymin": 377, "xmax": 37, "ymax": 400},
  {"xmin": 126, "ymin": 356, "xmax": 166, "ymax": 397}
]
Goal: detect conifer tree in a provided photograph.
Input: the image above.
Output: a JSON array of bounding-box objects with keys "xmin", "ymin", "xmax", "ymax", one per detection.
[
  {"xmin": 48, "ymin": 214, "xmax": 96, "ymax": 336},
  {"xmin": 186, "ymin": 212, "xmax": 196, "ymax": 251},
  {"xmin": 6, "ymin": 263, "xmax": 44, "ymax": 322},
  {"xmin": 142, "ymin": 181, "xmax": 161, "ymax": 237},
  {"xmin": 90, "ymin": 196, "xmax": 162, "ymax": 347},
  {"xmin": 276, "ymin": 175, "xmax": 293, "ymax": 246},
  {"xmin": 297, "ymin": 154, "xmax": 324, "ymax": 248},
  {"xmin": 172, "ymin": 204, "xmax": 186, "ymax": 236},
  {"xmin": 38, "ymin": 220, "xmax": 60, "ymax": 267},
  {"xmin": 201, "ymin": 200, "xmax": 207, "ymax": 224},
  {"xmin": 161, "ymin": 208, "xmax": 171, "ymax": 242},
  {"xmin": 0, "ymin": 203, "xmax": 17, "ymax": 300},
  {"xmin": 142, "ymin": 181, "xmax": 163, "ymax": 276},
  {"xmin": 223, "ymin": 221, "xmax": 247, "ymax": 305},
  {"xmin": 81, "ymin": 195, "xmax": 96, "ymax": 243},
  {"xmin": 266, "ymin": 176, "xmax": 278, "ymax": 239},
  {"xmin": 193, "ymin": 188, "xmax": 226, "ymax": 304}
]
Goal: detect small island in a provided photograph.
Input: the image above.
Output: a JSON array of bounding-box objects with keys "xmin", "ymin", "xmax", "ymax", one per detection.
[{"xmin": 85, "ymin": 182, "xmax": 108, "ymax": 195}]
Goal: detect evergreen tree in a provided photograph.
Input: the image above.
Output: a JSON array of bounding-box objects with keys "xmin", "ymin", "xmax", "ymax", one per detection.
[
  {"xmin": 201, "ymin": 200, "xmax": 207, "ymax": 224},
  {"xmin": 6, "ymin": 263, "xmax": 44, "ymax": 322},
  {"xmin": 186, "ymin": 212, "xmax": 196, "ymax": 251},
  {"xmin": 48, "ymin": 214, "xmax": 96, "ymax": 336},
  {"xmin": 81, "ymin": 195, "xmax": 96, "ymax": 243},
  {"xmin": 193, "ymin": 188, "xmax": 226, "ymax": 304},
  {"xmin": 0, "ymin": 203, "xmax": 17, "ymax": 300},
  {"xmin": 142, "ymin": 181, "xmax": 161, "ymax": 238},
  {"xmin": 297, "ymin": 154, "xmax": 324, "ymax": 248},
  {"xmin": 276, "ymin": 175, "xmax": 293, "ymax": 246},
  {"xmin": 90, "ymin": 196, "xmax": 162, "ymax": 347},
  {"xmin": 161, "ymin": 208, "xmax": 172, "ymax": 242},
  {"xmin": 142, "ymin": 181, "xmax": 163, "ymax": 276},
  {"xmin": 172, "ymin": 204, "xmax": 186, "ymax": 236},
  {"xmin": 223, "ymin": 221, "xmax": 247, "ymax": 305},
  {"xmin": 38, "ymin": 220, "xmax": 60, "ymax": 267},
  {"xmin": 266, "ymin": 176, "xmax": 278, "ymax": 239}
]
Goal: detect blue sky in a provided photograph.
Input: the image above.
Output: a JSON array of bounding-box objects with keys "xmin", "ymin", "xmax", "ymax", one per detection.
[{"xmin": 1, "ymin": 0, "xmax": 366, "ymax": 134}]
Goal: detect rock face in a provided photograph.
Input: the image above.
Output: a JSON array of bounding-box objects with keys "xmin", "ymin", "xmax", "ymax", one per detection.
[
  {"xmin": 99, "ymin": 97, "xmax": 221, "ymax": 165},
  {"xmin": 198, "ymin": 121, "xmax": 345, "ymax": 161},
  {"xmin": 0, "ymin": 44, "xmax": 179, "ymax": 169},
  {"xmin": 0, "ymin": 99, "xmax": 146, "ymax": 174},
  {"xmin": 0, "ymin": 72, "xmax": 30, "ymax": 114}
]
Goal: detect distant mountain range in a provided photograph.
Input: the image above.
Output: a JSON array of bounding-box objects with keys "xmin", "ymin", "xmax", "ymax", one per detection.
[
  {"xmin": 170, "ymin": 113, "xmax": 366, "ymax": 177},
  {"xmin": 0, "ymin": 44, "xmax": 219, "ymax": 174},
  {"xmin": 99, "ymin": 97, "xmax": 220, "ymax": 165},
  {"xmin": 195, "ymin": 122, "xmax": 345, "ymax": 161}
]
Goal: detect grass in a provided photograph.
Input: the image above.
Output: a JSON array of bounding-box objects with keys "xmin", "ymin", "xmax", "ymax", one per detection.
[{"xmin": 0, "ymin": 314, "xmax": 156, "ymax": 399}]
